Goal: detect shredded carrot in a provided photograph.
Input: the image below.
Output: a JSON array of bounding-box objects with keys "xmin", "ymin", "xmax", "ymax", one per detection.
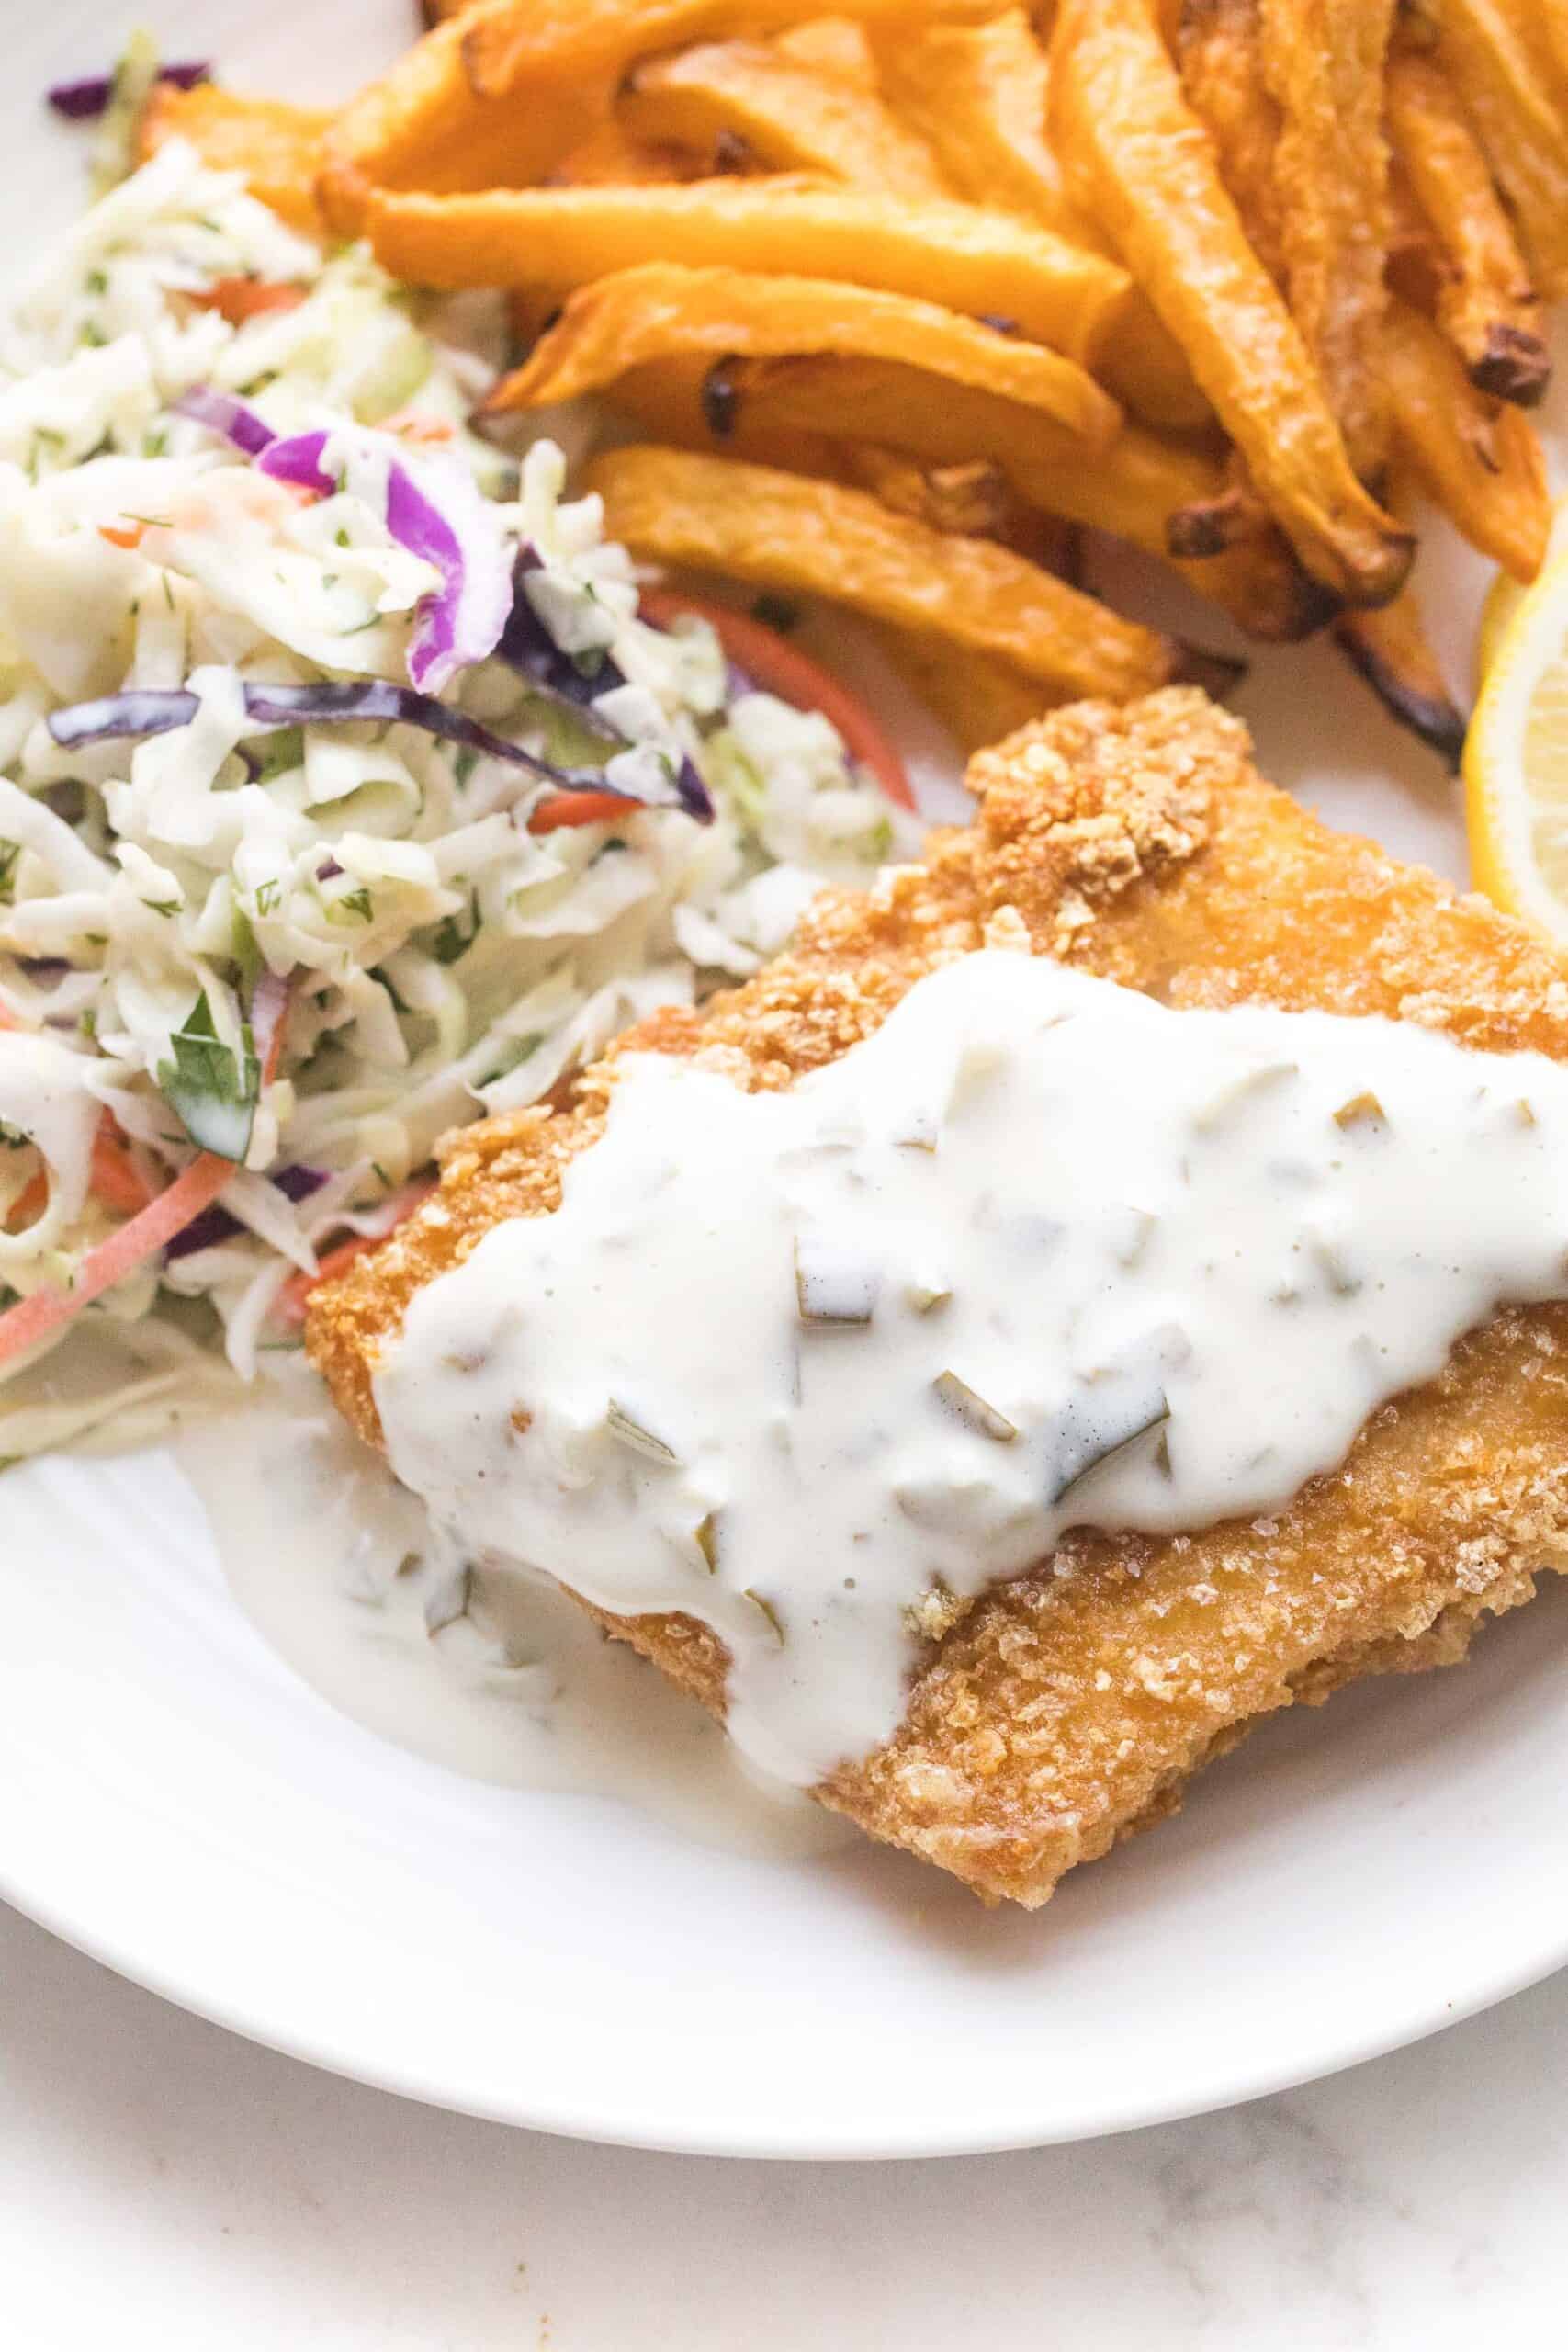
[
  {"xmin": 0, "ymin": 1150, "xmax": 235, "ymax": 1367},
  {"xmin": 382, "ymin": 404, "xmax": 457, "ymax": 443},
  {"xmin": 637, "ymin": 585, "xmax": 915, "ymax": 810},
  {"xmin": 527, "ymin": 787, "xmax": 643, "ymax": 833},
  {"xmin": 98, "ymin": 522, "xmax": 146, "ymax": 550},
  {"xmin": 89, "ymin": 1121, "xmax": 155, "ymax": 1216},
  {"xmin": 189, "ymin": 277, "xmax": 308, "ymax": 325},
  {"xmin": 276, "ymin": 1178, "xmax": 437, "ymax": 1326}
]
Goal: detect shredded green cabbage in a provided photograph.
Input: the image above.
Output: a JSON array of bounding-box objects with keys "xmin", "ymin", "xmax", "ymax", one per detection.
[{"xmin": 0, "ymin": 139, "xmax": 915, "ymax": 1456}]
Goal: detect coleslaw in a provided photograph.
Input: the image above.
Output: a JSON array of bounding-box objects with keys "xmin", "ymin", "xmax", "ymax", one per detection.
[{"xmin": 0, "ymin": 132, "xmax": 914, "ymax": 1459}]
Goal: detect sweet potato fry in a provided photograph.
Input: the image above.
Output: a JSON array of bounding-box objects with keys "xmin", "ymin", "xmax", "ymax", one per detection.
[
  {"xmin": 715, "ymin": 352, "xmax": 1329, "ymax": 639},
  {"xmin": 835, "ymin": 448, "xmax": 1082, "ymax": 577},
  {"xmin": 1385, "ymin": 47, "xmax": 1549, "ymax": 406},
  {"xmin": 871, "ymin": 11, "xmax": 1084, "ymax": 237},
  {"xmin": 1255, "ymin": 0, "xmax": 1396, "ymax": 482},
  {"xmin": 1431, "ymin": 0, "xmax": 1568, "ymax": 299},
  {"xmin": 865, "ymin": 621, "xmax": 1065, "ymax": 752},
  {"xmin": 1336, "ymin": 594, "xmax": 1468, "ymax": 770},
  {"xmin": 456, "ymin": 0, "xmax": 1003, "ymax": 103},
  {"xmin": 619, "ymin": 40, "xmax": 949, "ymax": 196},
  {"xmin": 1382, "ymin": 296, "xmax": 1550, "ymax": 583},
  {"xmin": 771, "ymin": 19, "xmax": 881, "ymax": 91},
  {"xmin": 544, "ymin": 119, "xmax": 698, "ymax": 185},
  {"xmin": 719, "ymin": 351, "xmax": 1118, "ymax": 485},
  {"xmin": 871, "ymin": 18, "xmax": 1210, "ymax": 424},
  {"xmin": 584, "ymin": 445, "xmax": 1228, "ymax": 702},
  {"xmin": 604, "ymin": 356, "xmax": 846, "ymax": 475},
  {"xmin": 482, "ymin": 262, "xmax": 1122, "ymax": 442},
  {"xmin": 1047, "ymin": 0, "xmax": 1411, "ymax": 606},
  {"xmin": 319, "ymin": 16, "xmax": 604, "ymax": 234},
  {"xmin": 1175, "ymin": 0, "xmax": 1282, "ymax": 280},
  {"xmin": 139, "ymin": 84, "xmax": 331, "ymax": 236},
  {"xmin": 827, "ymin": 446, "xmax": 1014, "ymax": 537},
  {"xmin": 359, "ymin": 177, "xmax": 1136, "ymax": 364}
]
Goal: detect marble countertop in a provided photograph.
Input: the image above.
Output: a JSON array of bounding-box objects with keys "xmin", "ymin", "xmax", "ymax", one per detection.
[{"xmin": 4, "ymin": 1895, "xmax": 1561, "ymax": 2348}]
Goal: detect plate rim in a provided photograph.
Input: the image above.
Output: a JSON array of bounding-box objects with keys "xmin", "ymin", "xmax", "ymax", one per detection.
[{"xmin": 5, "ymin": 1838, "xmax": 1565, "ymax": 2160}]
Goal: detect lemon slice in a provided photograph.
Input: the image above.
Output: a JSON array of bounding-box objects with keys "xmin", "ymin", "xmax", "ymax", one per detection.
[
  {"xmin": 1476, "ymin": 567, "xmax": 1526, "ymax": 683},
  {"xmin": 1475, "ymin": 499, "xmax": 1568, "ymax": 684},
  {"xmin": 1465, "ymin": 550, "xmax": 1568, "ymax": 940}
]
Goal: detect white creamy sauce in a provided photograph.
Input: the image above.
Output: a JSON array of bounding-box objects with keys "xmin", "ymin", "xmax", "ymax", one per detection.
[
  {"xmin": 376, "ymin": 948, "xmax": 1568, "ymax": 1788},
  {"xmin": 175, "ymin": 1389, "xmax": 850, "ymax": 1860}
]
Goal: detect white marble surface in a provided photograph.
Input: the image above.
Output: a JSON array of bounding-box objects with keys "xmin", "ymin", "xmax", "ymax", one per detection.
[{"xmin": 4, "ymin": 1891, "xmax": 1565, "ymax": 2349}]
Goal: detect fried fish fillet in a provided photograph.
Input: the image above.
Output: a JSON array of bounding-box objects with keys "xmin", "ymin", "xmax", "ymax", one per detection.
[{"xmin": 310, "ymin": 689, "xmax": 1568, "ymax": 1907}]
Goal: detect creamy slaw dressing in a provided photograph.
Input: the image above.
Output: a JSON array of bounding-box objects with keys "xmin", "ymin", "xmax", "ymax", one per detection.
[{"xmin": 378, "ymin": 949, "xmax": 1568, "ymax": 1786}]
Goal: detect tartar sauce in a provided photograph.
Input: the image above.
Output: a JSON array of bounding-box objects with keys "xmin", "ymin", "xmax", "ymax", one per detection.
[{"xmin": 377, "ymin": 949, "xmax": 1568, "ymax": 1786}]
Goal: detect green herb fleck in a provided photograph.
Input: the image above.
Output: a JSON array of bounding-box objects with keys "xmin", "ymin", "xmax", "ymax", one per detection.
[
  {"xmin": 432, "ymin": 888, "xmax": 480, "ymax": 964},
  {"xmin": 328, "ymin": 885, "xmax": 375, "ymax": 924}
]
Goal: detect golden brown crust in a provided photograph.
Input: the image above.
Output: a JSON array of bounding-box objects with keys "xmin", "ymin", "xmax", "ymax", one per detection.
[{"xmin": 308, "ymin": 689, "xmax": 1568, "ymax": 1906}]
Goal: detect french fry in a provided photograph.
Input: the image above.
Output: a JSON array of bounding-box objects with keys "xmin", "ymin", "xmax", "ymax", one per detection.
[
  {"xmin": 619, "ymin": 41, "xmax": 950, "ymax": 196},
  {"xmin": 359, "ymin": 178, "xmax": 1137, "ymax": 365},
  {"xmin": 871, "ymin": 11, "xmax": 1086, "ymax": 238},
  {"xmin": 1255, "ymin": 0, "xmax": 1396, "ymax": 483},
  {"xmin": 584, "ymin": 445, "xmax": 1230, "ymax": 702},
  {"xmin": 716, "ymin": 352, "xmax": 1332, "ymax": 639},
  {"xmin": 139, "ymin": 84, "xmax": 331, "ymax": 236},
  {"xmin": 1175, "ymin": 0, "xmax": 1283, "ymax": 281},
  {"xmin": 482, "ymin": 263, "xmax": 1122, "ymax": 442},
  {"xmin": 545, "ymin": 119, "xmax": 698, "ymax": 185},
  {"xmin": 1540, "ymin": 6, "xmax": 1568, "ymax": 98},
  {"xmin": 865, "ymin": 622, "xmax": 1065, "ymax": 752},
  {"xmin": 1385, "ymin": 48, "xmax": 1550, "ymax": 406},
  {"xmin": 1335, "ymin": 597, "xmax": 1467, "ymax": 770},
  {"xmin": 1430, "ymin": 0, "xmax": 1568, "ymax": 299},
  {"xmin": 721, "ymin": 352, "xmax": 1110, "ymax": 483},
  {"xmin": 319, "ymin": 17, "xmax": 604, "ymax": 235},
  {"xmin": 1046, "ymin": 0, "xmax": 1412, "ymax": 606},
  {"xmin": 1382, "ymin": 296, "xmax": 1550, "ymax": 583},
  {"xmin": 457, "ymin": 0, "xmax": 1004, "ymax": 104},
  {"xmin": 772, "ymin": 19, "xmax": 881, "ymax": 91},
  {"xmin": 606, "ymin": 354, "xmax": 850, "ymax": 475},
  {"xmin": 872, "ymin": 18, "xmax": 1211, "ymax": 427},
  {"xmin": 835, "ymin": 446, "xmax": 1084, "ymax": 571},
  {"xmin": 819, "ymin": 446, "xmax": 1015, "ymax": 537}
]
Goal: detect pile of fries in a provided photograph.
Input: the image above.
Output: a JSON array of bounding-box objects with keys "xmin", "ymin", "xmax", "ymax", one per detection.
[{"xmin": 141, "ymin": 0, "xmax": 1568, "ymax": 763}]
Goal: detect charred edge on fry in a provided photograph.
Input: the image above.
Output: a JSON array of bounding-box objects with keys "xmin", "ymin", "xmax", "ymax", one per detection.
[
  {"xmin": 1335, "ymin": 617, "xmax": 1468, "ymax": 771},
  {"xmin": 1470, "ymin": 323, "xmax": 1552, "ymax": 410}
]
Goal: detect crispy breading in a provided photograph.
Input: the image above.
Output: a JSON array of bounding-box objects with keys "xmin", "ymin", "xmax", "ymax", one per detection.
[{"xmin": 309, "ymin": 690, "xmax": 1568, "ymax": 1907}]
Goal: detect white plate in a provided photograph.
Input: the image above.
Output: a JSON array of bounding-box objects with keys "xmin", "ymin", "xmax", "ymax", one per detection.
[{"xmin": 6, "ymin": 0, "xmax": 1568, "ymax": 2162}]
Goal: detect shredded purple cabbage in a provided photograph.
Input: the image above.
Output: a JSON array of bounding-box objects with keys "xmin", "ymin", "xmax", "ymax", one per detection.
[
  {"xmin": 48, "ymin": 689, "xmax": 197, "ymax": 747},
  {"xmin": 180, "ymin": 392, "xmax": 513, "ymax": 695},
  {"xmin": 44, "ymin": 681, "xmax": 694, "ymax": 809},
  {"xmin": 254, "ymin": 428, "xmax": 336, "ymax": 499},
  {"xmin": 47, "ymin": 58, "xmax": 209, "ymax": 119},
  {"xmin": 165, "ymin": 1163, "xmax": 327, "ymax": 1262},
  {"xmin": 493, "ymin": 557, "xmax": 712, "ymax": 820},
  {"xmin": 174, "ymin": 386, "xmax": 275, "ymax": 458},
  {"xmin": 497, "ymin": 548, "xmax": 626, "ymax": 725}
]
